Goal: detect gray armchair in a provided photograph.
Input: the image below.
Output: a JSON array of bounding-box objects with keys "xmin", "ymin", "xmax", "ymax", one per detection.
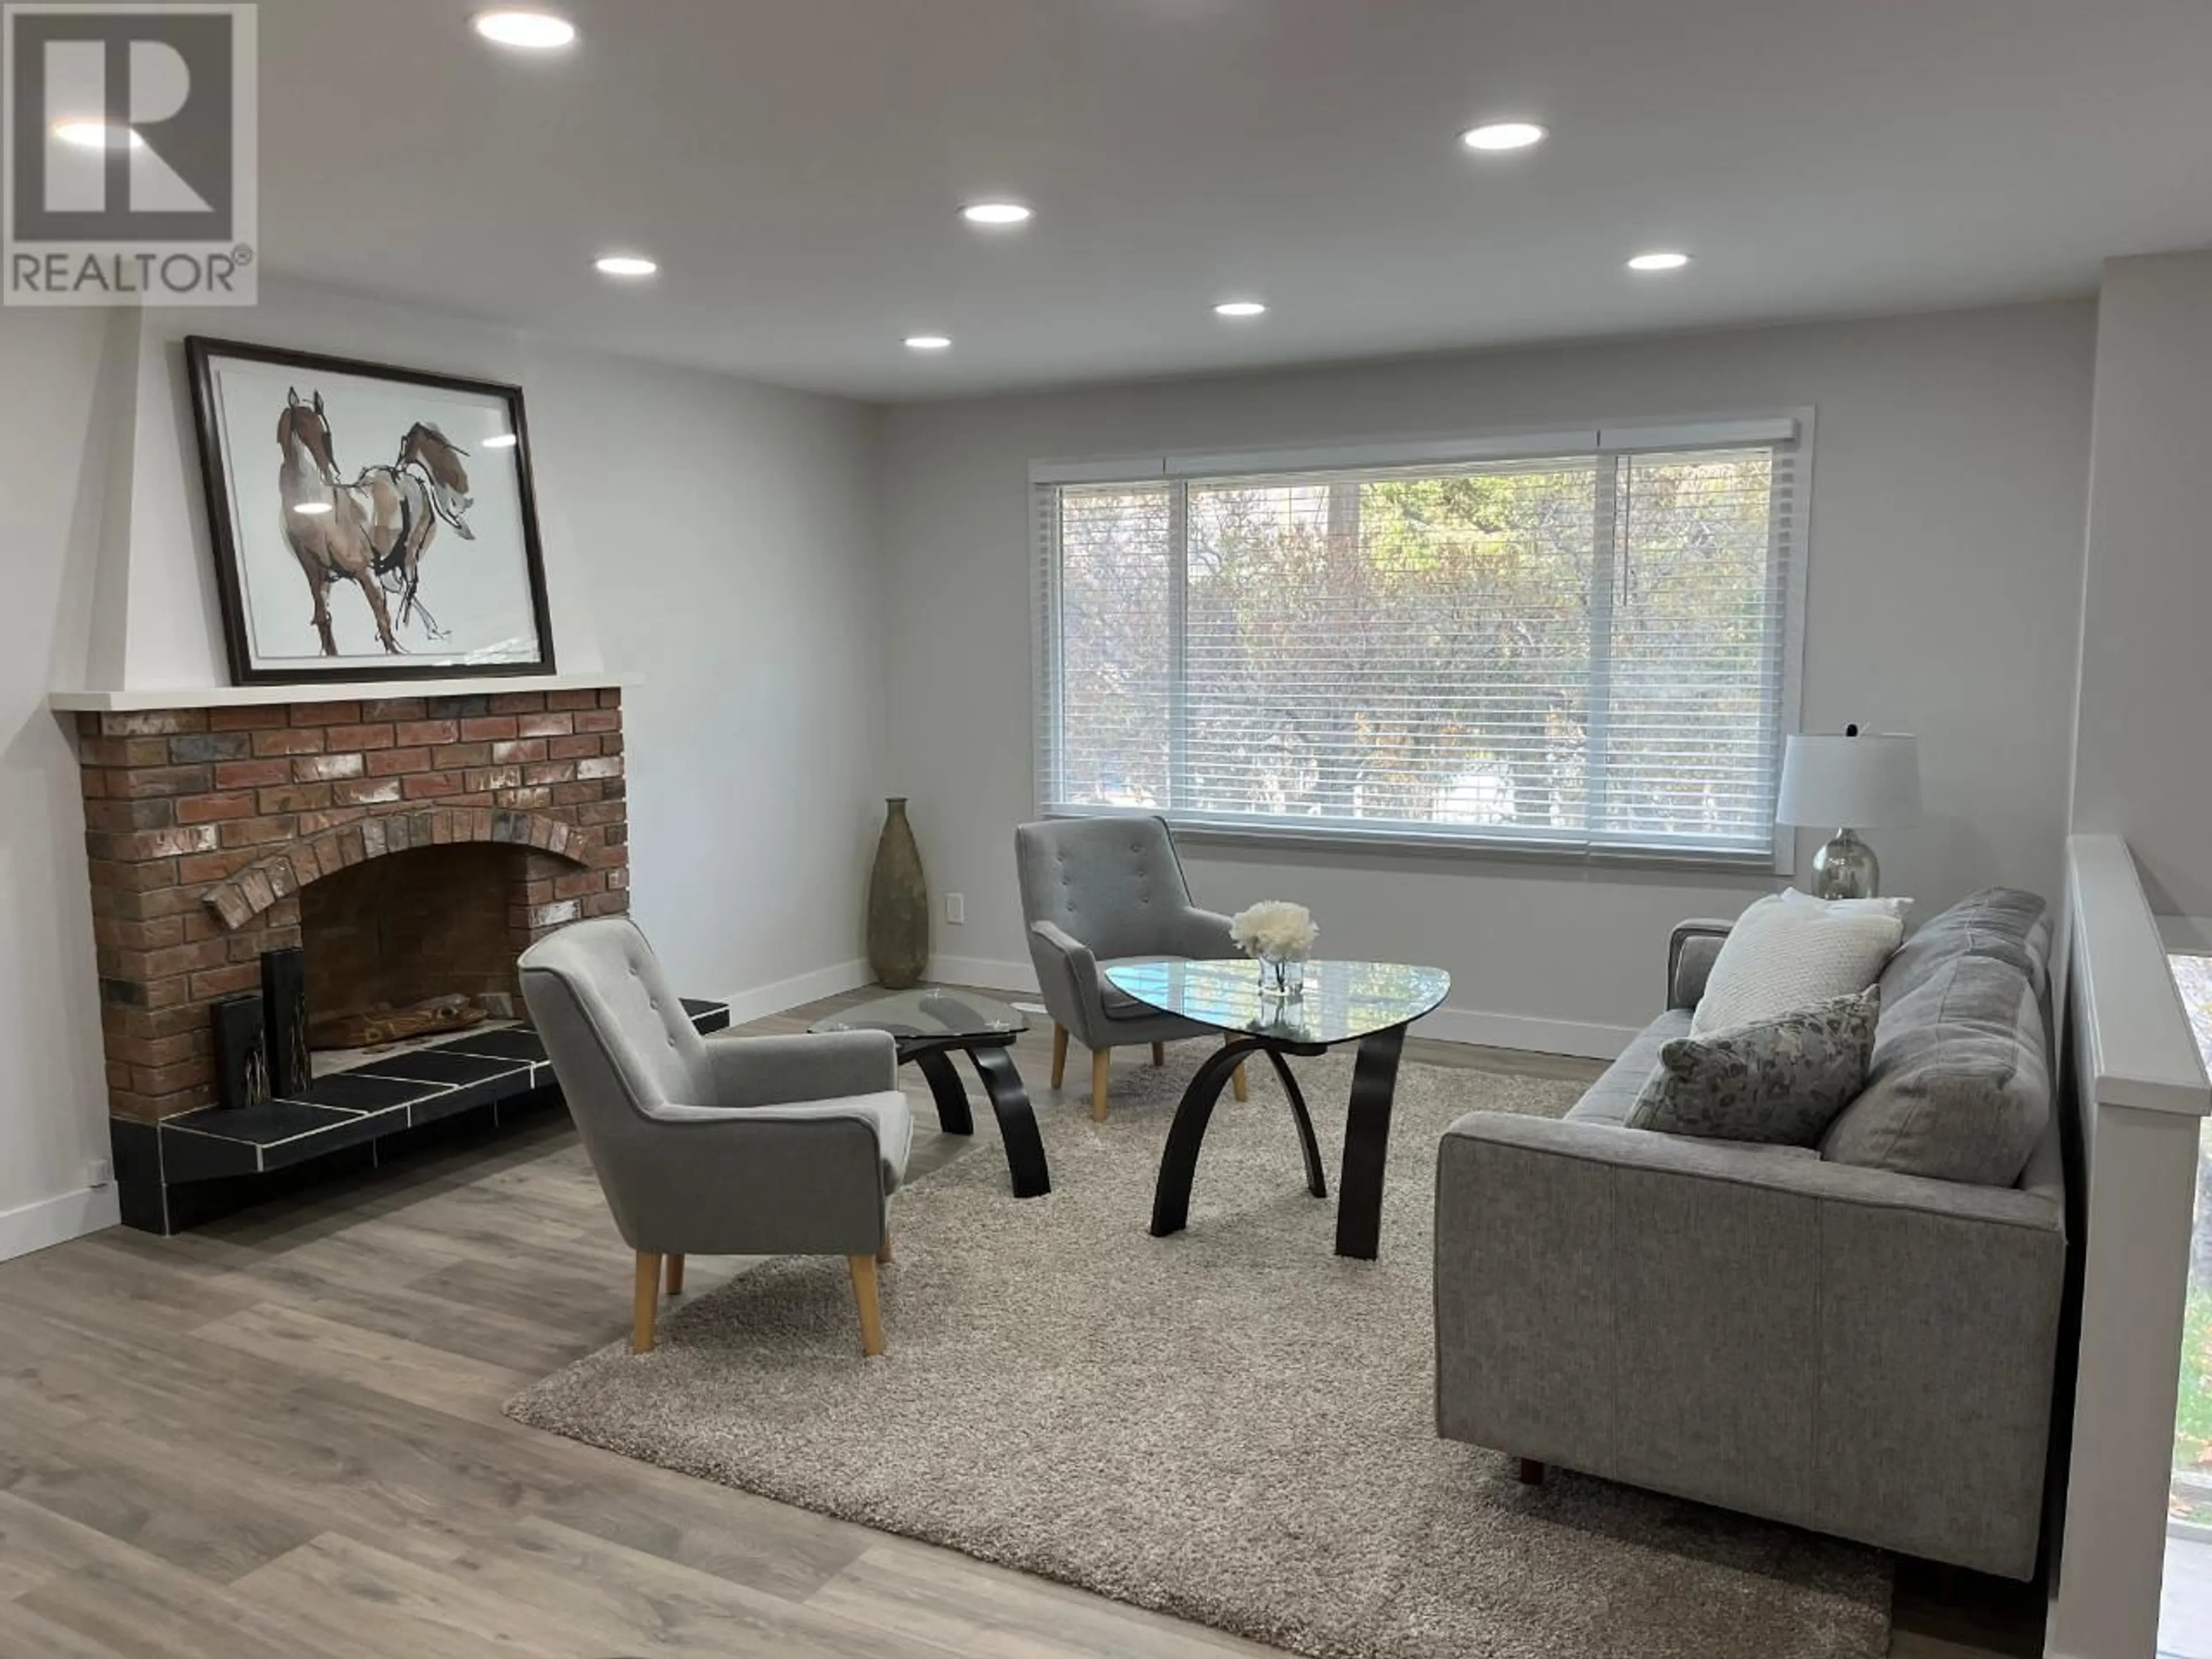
[
  {"xmin": 519, "ymin": 917, "xmax": 912, "ymax": 1357},
  {"xmin": 1015, "ymin": 816, "xmax": 1247, "ymax": 1120}
]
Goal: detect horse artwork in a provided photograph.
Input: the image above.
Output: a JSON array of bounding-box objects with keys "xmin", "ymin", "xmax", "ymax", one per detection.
[
  {"xmin": 188, "ymin": 338, "xmax": 554, "ymax": 685},
  {"xmin": 275, "ymin": 392, "xmax": 480, "ymax": 655},
  {"xmin": 274, "ymin": 387, "xmax": 404, "ymax": 657},
  {"xmin": 358, "ymin": 422, "xmax": 478, "ymax": 643}
]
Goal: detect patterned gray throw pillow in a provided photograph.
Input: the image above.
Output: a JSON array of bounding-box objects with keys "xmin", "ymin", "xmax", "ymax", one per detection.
[{"xmin": 1627, "ymin": 986, "xmax": 1883, "ymax": 1146}]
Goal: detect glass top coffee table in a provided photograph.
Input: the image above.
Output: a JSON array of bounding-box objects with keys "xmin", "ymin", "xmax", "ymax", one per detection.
[
  {"xmin": 1104, "ymin": 959, "xmax": 1450, "ymax": 1258},
  {"xmin": 811, "ymin": 987, "xmax": 1048, "ymax": 1198}
]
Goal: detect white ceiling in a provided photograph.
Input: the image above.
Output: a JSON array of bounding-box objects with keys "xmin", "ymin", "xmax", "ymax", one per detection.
[{"xmin": 259, "ymin": 0, "xmax": 2212, "ymax": 401}]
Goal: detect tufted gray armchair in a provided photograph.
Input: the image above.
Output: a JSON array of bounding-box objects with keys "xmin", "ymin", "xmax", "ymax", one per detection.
[
  {"xmin": 520, "ymin": 917, "xmax": 912, "ymax": 1357},
  {"xmin": 1015, "ymin": 816, "xmax": 1247, "ymax": 1120}
]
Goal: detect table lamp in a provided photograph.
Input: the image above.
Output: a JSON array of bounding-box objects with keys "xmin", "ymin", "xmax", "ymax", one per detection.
[{"xmin": 1775, "ymin": 727, "xmax": 1921, "ymax": 899}]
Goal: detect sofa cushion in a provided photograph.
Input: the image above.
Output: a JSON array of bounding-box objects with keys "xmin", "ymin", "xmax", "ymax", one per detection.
[
  {"xmin": 1824, "ymin": 938, "xmax": 2051, "ymax": 1187},
  {"xmin": 1569, "ymin": 1012, "xmax": 1691, "ymax": 1127},
  {"xmin": 1691, "ymin": 893, "xmax": 1906, "ymax": 1036},
  {"xmin": 1628, "ymin": 987, "xmax": 1882, "ymax": 1146},
  {"xmin": 1876, "ymin": 887, "xmax": 2050, "ymax": 1007}
]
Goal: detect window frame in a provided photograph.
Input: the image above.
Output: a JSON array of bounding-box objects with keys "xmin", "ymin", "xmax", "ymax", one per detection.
[{"xmin": 1029, "ymin": 411, "xmax": 1813, "ymax": 874}]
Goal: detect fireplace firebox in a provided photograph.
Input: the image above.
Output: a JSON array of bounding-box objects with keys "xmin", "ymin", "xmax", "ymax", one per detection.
[{"xmin": 301, "ymin": 842, "xmax": 531, "ymax": 1045}]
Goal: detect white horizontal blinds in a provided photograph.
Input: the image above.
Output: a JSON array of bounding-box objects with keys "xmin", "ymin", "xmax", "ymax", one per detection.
[
  {"xmin": 1180, "ymin": 461, "xmax": 1598, "ymax": 835},
  {"xmin": 1048, "ymin": 483, "xmax": 1174, "ymax": 811},
  {"xmin": 1592, "ymin": 445, "xmax": 1793, "ymax": 851},
  {"xmin": 1037, "ymin": 426, "xmax": 1798, "ymax": 859}
]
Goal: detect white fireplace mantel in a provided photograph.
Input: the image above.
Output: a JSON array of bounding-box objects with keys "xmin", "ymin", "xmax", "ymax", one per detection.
[{"xmin": 49, "ymin": 672, "xmax": 634, "ymax": 714}]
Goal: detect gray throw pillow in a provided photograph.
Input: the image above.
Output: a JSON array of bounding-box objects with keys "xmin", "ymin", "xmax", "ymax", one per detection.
[{"xmin": 1627, "ymin": 987, "xmax": 1883, "ymax": 1146}]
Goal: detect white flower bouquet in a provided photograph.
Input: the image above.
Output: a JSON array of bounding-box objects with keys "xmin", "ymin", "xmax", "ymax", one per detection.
[
  {"xmin": 1229, "ymin": 900, "xmax": 1320, "ymax": 961},
  {"xmin": 1229, "ymin": 901, "xmax": 1319, "ymax": 999}
]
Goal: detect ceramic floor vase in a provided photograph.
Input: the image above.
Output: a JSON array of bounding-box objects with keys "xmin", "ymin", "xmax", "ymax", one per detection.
[{"xmin": 868, "ymin": 797, "xmax": 930, "ymax": 988}]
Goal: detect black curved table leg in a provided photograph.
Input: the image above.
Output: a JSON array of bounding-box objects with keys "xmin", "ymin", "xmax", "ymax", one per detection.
[
  {"xmin": 1262, "ymin": 1048, "xmax": 1328, "ymax": 1199},
  {"xmin": 1335, "ymin": 1024, "xmax": 1407, "ymax": 1259},
  {"xmin": 1150, "ymin": 1039, "xmax": 1263, "ymax": 1237},
  {"xmin": 908, "ymin": 1046, "xmax": 974, "ymax": 1136},
  {"xmin": 969, "ymin": 1044, "xmax": 1051, "ymax": 1199}
]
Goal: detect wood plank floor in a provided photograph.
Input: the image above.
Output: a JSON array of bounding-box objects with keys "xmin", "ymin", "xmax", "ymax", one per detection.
[{"xmin": 0, "ymin": 987, "xmax": 2042, "ymax": 1658}]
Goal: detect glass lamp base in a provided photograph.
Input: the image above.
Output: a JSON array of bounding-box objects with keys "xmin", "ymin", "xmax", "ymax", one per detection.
[{"xmin": 1810, "ymin": 828, "xmax": 1880, "ymax": 900}]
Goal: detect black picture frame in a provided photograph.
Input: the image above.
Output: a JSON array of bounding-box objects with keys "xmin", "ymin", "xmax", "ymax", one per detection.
[{"xmin": 184, "ymin": 335, "xmax": 558, "ymax": 684}]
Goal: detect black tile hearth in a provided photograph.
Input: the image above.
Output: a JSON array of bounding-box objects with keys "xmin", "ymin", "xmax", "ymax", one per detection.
[
  {"xmin": 684, "ymin": 998, "xmax": 733, "ymax": 1034},
  {"xmin": 163, "ymin": 1101, "xmax": 378, "ymax": 1181},
  {"xmin": 169, "ymin": 1099, "xmax": 375, "ymax": 1148},
  {"xmin": 349, "ymin": 1051, "xmax": 536, "ymax": 1124},
  {"xmin": 108, "ymin": 1116, "xmax": 167, "ymax": 1234},
  {"xmin": 290, "ymin": 1074, "xmax": 446, "ymax": 1115},
  {"xmin": 423, "ymin": 1027, "xmax": 549, "ymax": 1066},
  {"xmin": 115, "ymin": 999, "xmax": 732, "ymax": 1234}
]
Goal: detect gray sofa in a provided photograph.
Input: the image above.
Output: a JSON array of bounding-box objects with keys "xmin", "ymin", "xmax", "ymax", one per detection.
[{"xmin": 1434, "ymin": 889, "xmax": 2069, "ymax": 1579}]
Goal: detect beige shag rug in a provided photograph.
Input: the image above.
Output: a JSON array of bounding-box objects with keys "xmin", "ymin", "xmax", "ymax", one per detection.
[{"xmin": 506, "ymin": 1049, "xmax": 1891, "ymax": 1659}]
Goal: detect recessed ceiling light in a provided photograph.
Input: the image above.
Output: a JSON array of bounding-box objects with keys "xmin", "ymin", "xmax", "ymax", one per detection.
[
  {"xmin": 1460, "ymin": 121, "xmax": 1547, "ymax": 152},
  {"xmin": 472, "ymin": 9, "xmax": 577, "ymax": 50},
  {"xmin": 482, "ymin": 433, "xmax": 519, "ymax": 449},
  {"xmin": 1626, "ymin": 250, "xmax": 1691, "ymax": 271},
  {"xmin": 291, "ymin": 502, "xmax": 334, "ymax": 517},
  {"xmin": 904, "ymin": 335, "xmax": 953, "ymax": 352},
  {"xmin": 1213, "ymin": 300, "xmax": 1268, "ymax": 319},
  {"xmin": 960, "ymin": 202, "xmax": 1033, "ymax": 227},
  {"xmin": 53, "ymin": 119, "xmax": 142, "ymax": 151},
  {"xmin": 593, "ymin": 253, "xmax": 658, "ymax": 278}
]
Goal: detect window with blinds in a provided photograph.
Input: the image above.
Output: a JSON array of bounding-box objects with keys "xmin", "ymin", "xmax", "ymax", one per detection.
[{"xmin": 1032, "ymin": 418, "xmax": 1807, "ymax": 862}]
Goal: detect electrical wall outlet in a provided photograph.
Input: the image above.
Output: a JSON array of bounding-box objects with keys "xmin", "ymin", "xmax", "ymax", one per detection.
[
  {"xmin": 945, "ymin": 892, "xmax": 966, "ymax": 925},
  {"xmin": 85, "ymin": 1157, "xmax": 113, "ymax": 1189}
]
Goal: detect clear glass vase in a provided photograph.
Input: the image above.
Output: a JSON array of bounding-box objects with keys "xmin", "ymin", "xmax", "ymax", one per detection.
[{"xmin": 1257, "ymin": 955, "xmax": 1306, "ymax": 1002}]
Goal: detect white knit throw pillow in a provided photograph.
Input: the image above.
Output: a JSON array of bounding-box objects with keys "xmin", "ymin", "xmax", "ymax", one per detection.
[{"xmin": 1691, "ymin": 892, "xmax": 1908, "ymax": 1036}]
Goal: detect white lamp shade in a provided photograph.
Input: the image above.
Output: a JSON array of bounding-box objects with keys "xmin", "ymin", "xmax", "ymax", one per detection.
[{"xmin": 1776, "ymin": 733, "xmax": 1922, "ymax": 828}]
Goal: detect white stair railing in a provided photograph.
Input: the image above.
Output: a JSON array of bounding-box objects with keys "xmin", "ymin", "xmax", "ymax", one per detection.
[{"xmin": 2047, "ymin": 834, "xmax": 2212, "ymax": 1659}]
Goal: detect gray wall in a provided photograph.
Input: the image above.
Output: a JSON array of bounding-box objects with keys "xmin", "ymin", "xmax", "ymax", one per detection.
[
  {"xmin": 521, "ymin": 342, "xmax": 889, "ymax": 1010},
  {"xmin": 878, "ymin": 301, "xmax": 2097, "ymax": 1051},
  {"xmin": 0, "ymin": 307, "xmax": 122, "ymax": 1240},
  {"xmin": 2069, "ymin": 249, "xmax": 2212, "ymax": 925}
]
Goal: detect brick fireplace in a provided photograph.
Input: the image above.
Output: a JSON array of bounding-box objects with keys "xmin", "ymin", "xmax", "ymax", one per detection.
[{"xmin": 70, "ymin": 683, "xmax": 650, "ymax": 1230}]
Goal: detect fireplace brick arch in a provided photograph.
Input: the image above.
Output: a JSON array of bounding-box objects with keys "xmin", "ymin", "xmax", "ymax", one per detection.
[{"xmin": 203, "ymin": 806, "xmax": 591, "ymax": 931}]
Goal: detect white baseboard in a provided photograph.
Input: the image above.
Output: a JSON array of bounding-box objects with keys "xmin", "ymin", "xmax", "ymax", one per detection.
[
  {"xmin": 924, "ymin": 954, "xmax": 1633, "ymax": 1062},
  {"xmin": 0, "ymin": 1184, "xmax": 120, "ymax": 1263},
  {"xmin": 717, "ymin": 957, "xmax": 873, "ymax": 1025}
]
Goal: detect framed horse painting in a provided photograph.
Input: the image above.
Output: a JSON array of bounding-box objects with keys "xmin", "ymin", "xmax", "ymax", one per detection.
[{"xmin": 185, "ymin": 338, "xmax": 556, "ymax": 683}]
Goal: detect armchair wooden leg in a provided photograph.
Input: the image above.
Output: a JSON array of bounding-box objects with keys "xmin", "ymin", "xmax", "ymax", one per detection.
[
  {"xmin": 1050, "ymin": 1023, "xmax": 1069, "ymax": 1089},
  {"xmin": 1517, "ymin": 1459, "xmax": 1547, "ymax": 1486},
  {"xmin": 1150, "ymin": 1040, "xmax": 1166, "ymax": 1066},
  {"xmin": 847, "ymin": 1253, "xmax": 886, "ymax": 1357},
  {"xmin": 1226, "ymin": 1033, "xmax": 1249, "ymax": 1103},
  {"xmin": 876, "ymin": 1230, "xmax": 893, "ymax": 1264},
  {"xmin": 632, "ymin": 1252, "xmax": 661, "ymax": 1354},
  {"xmin": 664, "ymin": 1253, "xmax": 685, "ymax": 1296},
  {"xmin": 1090, "ymin": 1048, "xmax": 1112, "ymax": 1123}
]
